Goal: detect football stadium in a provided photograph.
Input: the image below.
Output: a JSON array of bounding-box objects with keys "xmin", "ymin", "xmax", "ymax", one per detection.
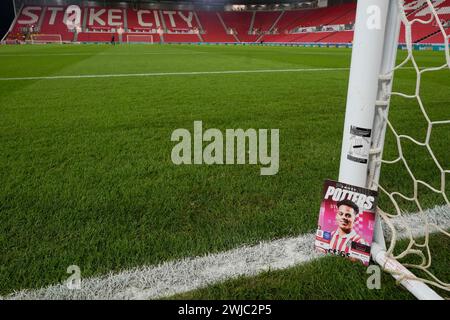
[{"xmin": 0, "ymin": 0, "xmax": 449, "ymax": 301}]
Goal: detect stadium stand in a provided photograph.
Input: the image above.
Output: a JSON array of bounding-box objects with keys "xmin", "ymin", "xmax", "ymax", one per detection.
[
  {"xmin": 4, "ymin": 1, "xmax": 449, "ymax": 45},
  {"xmin": 163, "ymin": 33, "xmax": 201, "ymax": 43},
  {"xmin": 77, "ymin": 32, "xmax": 118, "ymax": 43},
  {"xmin": 422, "ymin": 27, "xmax": 450, "ymax": 43},
  {"xmin": 196, "ymin": 11, "xmax": 236, "ymax": 42},
  {"xmin": 221, "ymin": 11, "xmax": 258, "ymax": 43},
  {"xmin": 399, "ymin": 0, "xmax": 450, "ymax": 43},
  {"xmin": 252, "ymin": 11, "xmax": 282, "ymax": 34},
  {"xmin": 39, "ymin": 6, "xmax": 75, "ymax": 42},
  {"xmin": 127, "ymin": 9, "xmax": 158, "ymax": 33}
]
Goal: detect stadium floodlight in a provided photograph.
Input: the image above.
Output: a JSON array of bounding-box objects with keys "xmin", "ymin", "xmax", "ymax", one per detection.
[
  {"xmin": 339, "ymin": 0, "xmax": 449, "ymax": 300},
  {"xmin": 126, "ymin": 34, "xmax": 154, "ymax": 44},
  {"xmin": 30, "ymin": 34, "xmax": 62, "ymax": 44}
]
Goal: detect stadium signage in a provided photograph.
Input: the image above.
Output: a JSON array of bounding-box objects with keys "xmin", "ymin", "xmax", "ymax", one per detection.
[
  {"xmin": 171, "ymin": 121, "xmax": 279, "ymax": 175},
  {"xmin": 17, "ymin": 7, "xmax": 195, "ymax": 30},
  {"xmin": 323, "ymin": 185, "xmax": 375, "ymax": 210}
]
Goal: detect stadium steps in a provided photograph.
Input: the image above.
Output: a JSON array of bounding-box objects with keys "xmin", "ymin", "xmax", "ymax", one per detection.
[
  {"xmin": 253, "ymin": 11, "xmax": 281, "ymax": 34},
  {"xmin": 318, "ymin": 31, "xmax": 338, "ymax": 43},
  {"xmin": 316, "ymin": 30, "xmax": 354, "ymax": 43},
  {"xmin": 249, "ymin": 11, "xmax": 256, "ymax": 34},
  {"xmin": 123, "ymin": 9, "xmax": 128, "ymax": 32},
  {"xmin": 37, "ymin": 6, "xmax": 46, "ymax": 31},
  {"xmin": 418, "ymin": 29, "xmax": 442, "ymax": 43},
  {"xmin": 193, "ymin": 11, "xmax": 204, "ymax": 36},
  {"xmin": 418, "ymin": 27, "xmax": 449, "ymax": 43},
  {"xmin": 156, "ymin": 11, "xmax": 166, "ymax": 43},
  {"xmin": 221, "ymin": 11, "xmax": 257, "ymax": 43},
  {"xmin": 423, "ymin": 27, "xmax": 450, "ymax": 43},
  {"xmin": 286, "ymin": 31, "xmax": 332, "ymax": 43},
  {"xmin": 275, "ymin": 10, "xmax": 309, "ymax": 34},
  {"xmin": 261, "ymin": 9, "xmax": 324, "ymax": 42},
  {"xmin": 321, "ymin": 3, "xmax": 356, "ymax": 26},
  {"xmin": 406, "ymin": 2, "xmax": 428, "ymax": 17},
  {"xmin": 398, "ymin": 0, "xmax": 450, "ymax": 43},
  {"xmin": 256, "ymin": 10, "xmax": 285, "ymax": 42},
  {"xmin": 158, "ymin": 10, "xmax": 168, "ymax": 34},
  {"xmin": 232, "ymin": 32, "xmax": 241, "ymax": 43},
  {"xmin": 196, "ymin": 31, "xmax": 204, "ymax": 42},
  {"xmin": 216, "ymin": 12, "xmax": 239, "ymax": 42},
  {"xmin": 297, "ymin": 5, "xmax": 345, "ymax": 28},
  {"xmin": 82, "ymin": 7, "xmax": 87, "ymax": 32},
  {"xmin": 196, "ymin": 11, "xmax": 236, "ymax": 42},
  {"xmin": 263, "ymin": 8, "xmax": 338, "ymax": 43},
  {"xmin": 297, "ymin": 9, "xmax": 328, "ymax": 28},
  {"xmin": 314, "ymin": 32, "xmax": 339, "ymax": 43}
]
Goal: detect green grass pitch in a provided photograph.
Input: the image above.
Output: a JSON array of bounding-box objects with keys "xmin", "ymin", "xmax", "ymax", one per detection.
[{"xmin": 0, "ymin": 44, "xmax": 448, "ymax": 298}]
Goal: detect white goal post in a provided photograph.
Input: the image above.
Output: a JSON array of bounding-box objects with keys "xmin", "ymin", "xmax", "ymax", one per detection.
[
  {"xmin": 126, "ymin": 34, "xmax": 154, "ymax": 44},
  {"xmin": 31, "ymin": 34, "xmax": 62, "ymax": 44},
  {"xmin": 339, "ymin": 0, "xmax": 449, "ymax": 300}
]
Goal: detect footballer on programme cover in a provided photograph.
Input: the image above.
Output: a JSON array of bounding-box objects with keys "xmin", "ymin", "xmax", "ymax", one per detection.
[{"xmin": 315, "ymin": 179, "xmax": 378, "ymax": 265}]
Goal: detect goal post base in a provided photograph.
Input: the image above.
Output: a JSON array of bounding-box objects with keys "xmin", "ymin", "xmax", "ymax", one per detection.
[{"xmin": 371, "ymin": 242, "xmax": 443, "ymax": 300}]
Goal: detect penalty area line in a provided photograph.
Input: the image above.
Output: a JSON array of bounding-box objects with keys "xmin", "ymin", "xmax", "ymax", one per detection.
[{"xmin": 0, "ymin": 68, "xmax": 349, "ymax": 81}]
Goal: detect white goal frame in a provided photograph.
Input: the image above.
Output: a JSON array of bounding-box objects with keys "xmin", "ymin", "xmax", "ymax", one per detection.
[
  {"xmin": 126, "ymin": 34, "xmax": 154, "ymax": 44},
  {"xmin": 31, "ymin": 34, "xmax": 63, "ymax": 44},
  {"xmin": 338, "ymin": 0, "xmax": 447, "ymax": 300}
]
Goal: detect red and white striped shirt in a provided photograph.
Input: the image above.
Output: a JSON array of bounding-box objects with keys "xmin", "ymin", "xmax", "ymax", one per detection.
[{"xmin": 329, "ymin": 229, "xmax": 366, "ymax": 254}]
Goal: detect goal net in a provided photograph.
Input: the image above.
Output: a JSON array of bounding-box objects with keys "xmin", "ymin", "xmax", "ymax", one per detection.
[
  {"xmin": 31, "ymin": 34, "xmax": 63, "ymax": 44},
  {"xmin": 339, "ymin": 0, "xmax": 449, "ymax": 299},
  {"xmin": 126, "ymin": 34, "xmax": 154, "ymax": 44}
]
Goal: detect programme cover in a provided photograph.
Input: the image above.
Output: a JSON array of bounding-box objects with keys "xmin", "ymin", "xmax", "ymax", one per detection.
[{"xmin": 315, "ymin": 179, "xmax": 378, "ymax": 266}]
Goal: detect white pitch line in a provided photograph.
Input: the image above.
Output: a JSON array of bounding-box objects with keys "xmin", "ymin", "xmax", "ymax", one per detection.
[
  {"xmin": 0, "ymin": 66, "xmax": 426, "ymax": 81},
  {"xmin": 0, "ymin": 51, "xmax": 348, "ymax": 57},
  {"xmin": 0, "ymin": 52, "xmax": 209, "ymax": 57},
  {"xmin": 4, "ymin": 205, "xmax": 449, "ymax": 300},
  {"xmin": 0, "ymin": 68, "xmax": 349, "ymax": 81}
]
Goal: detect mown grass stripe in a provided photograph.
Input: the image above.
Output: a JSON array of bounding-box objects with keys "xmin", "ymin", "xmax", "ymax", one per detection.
[{"xmin": 0, "ymin": 68, "xmax": 349, "ymax": 81}]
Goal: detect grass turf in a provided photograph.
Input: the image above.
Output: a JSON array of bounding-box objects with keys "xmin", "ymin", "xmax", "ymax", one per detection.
[{"xmin": 0, "ymin": 44, "xmax": 448, "ymax": 297}]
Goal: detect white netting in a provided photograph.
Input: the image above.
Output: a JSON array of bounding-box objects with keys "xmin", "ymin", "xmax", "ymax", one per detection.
[
  {"xmin": 371, "ymin": 0, "xmax": 450, "ymax": 294},
  {"xmin": 126, "ymin": 34, "xmax": 154, "ymax": 44}
]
